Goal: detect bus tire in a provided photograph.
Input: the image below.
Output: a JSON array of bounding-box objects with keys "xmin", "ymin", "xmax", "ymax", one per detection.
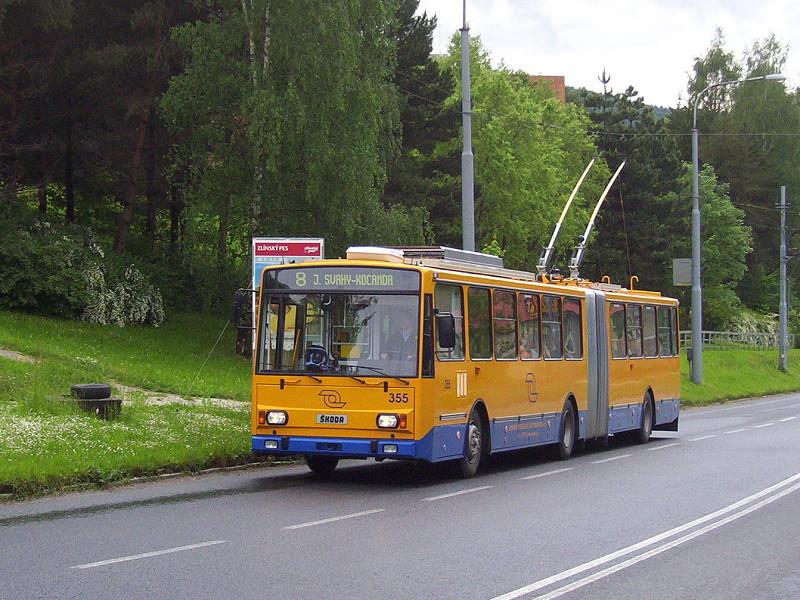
[
  {"xmin": 556, "ymin": 401, "xmax": 576, "ymax": 460},
  {"xmin": 456, "ymin": 409, "xmax": 484, "ymax": 478},
  {"xmin": 635, "ymin": 394, "xmax": 654, "ymax": 444},
  {"xmin": 306, "ymin": 455, "xmax": 339, "ymax": 476}
]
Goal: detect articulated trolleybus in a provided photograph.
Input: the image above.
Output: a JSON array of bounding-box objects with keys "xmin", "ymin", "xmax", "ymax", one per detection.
[{"xmin": 250, "ymin": 245, "xmax": 680, "ymax": 477}]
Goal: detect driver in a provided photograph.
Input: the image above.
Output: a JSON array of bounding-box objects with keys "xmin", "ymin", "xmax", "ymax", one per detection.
[{"xmin": 383, "ymin": 315, "xmax": 417, "ymax": 362}]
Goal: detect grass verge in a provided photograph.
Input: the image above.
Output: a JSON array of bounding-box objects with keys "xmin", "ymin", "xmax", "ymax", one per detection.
[
  {"xmin": 0, "ymin": 310, "xmax": 258, "ymax": 498},
  {"xmin": 681, "ymin": 348, "xmax": 800, "ymax": 406}
]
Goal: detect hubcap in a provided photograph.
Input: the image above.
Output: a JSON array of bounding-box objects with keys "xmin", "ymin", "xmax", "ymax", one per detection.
[
  {"xmin": 467, "ymin": 422, "xmax": 481, "ymax": 463},
  {"xmin": 563, "ymin": 411, "xmax": 573, "ymax": 449}
]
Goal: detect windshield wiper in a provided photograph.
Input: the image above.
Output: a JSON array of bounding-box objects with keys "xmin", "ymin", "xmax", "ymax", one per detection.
[
  {"xmin": 302, "ymin": 373, "xmax": 322, "ymax": 383},
  {"xmin": 353, "ymin": 365, "xmax": 410, "ymax": 386},
  {"xmin": 345, "ymin": 374, "xmax": 366, "ymax": 384}
]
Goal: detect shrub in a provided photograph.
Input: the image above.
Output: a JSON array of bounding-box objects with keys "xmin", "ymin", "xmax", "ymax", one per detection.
[
  {"xmin": 0, "ymin": 217, "xmax": 164, "ymax": 326},
  {"xmin": 0, "ymin": 218, "xmax": 97, "ymax": 316},
  {"xmin": 82, "ymin": 263, "xmax": 165, "ymax": 327}
]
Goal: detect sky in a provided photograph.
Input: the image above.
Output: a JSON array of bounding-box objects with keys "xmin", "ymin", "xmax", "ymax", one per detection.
[{"xmin": 416, "ymin": 0, "xmax": 800, "ymax": 108}]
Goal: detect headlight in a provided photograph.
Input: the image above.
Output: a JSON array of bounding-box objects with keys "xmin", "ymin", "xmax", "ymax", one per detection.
[
  {"xmin": 377, "ymin": 414, "xmax": 399, "ymax": 429},
  {"xmin": 267, "ymin": 410, "xmax": 288, "ymax": 425},
  {"xmin": 264, "ymin": 440, "xmax": 279, "ymax": 449}
]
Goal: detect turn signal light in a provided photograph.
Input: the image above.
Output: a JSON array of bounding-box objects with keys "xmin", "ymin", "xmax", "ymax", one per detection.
[
  {"xmin": 258, "ymin": 411, "xmax": 266, "ymax": 425},
  {"xmin": 398, "ymin": 414, "xmax": 407, "ymax": 429}
]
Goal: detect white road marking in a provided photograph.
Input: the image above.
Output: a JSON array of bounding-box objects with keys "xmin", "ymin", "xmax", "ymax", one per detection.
[
  {"xmin": 647, "ymin": 442, "xmax": 679, "ymax": 451},
  {"xmin": 724, "ymin": 428, "xmax": 746, "ymax": 434},
  {"xmin": 532, "ymin": 480, "xmax": 800, "ymax": 600},
  {"xmin": 70, "ymin": 540, "xmax": 226, "ymax": 569},
  {"xmin": 422, "ymin": 486, "xmax": 492, "ymax": 502},
  {"xmin": 690, "ymin": 434, "xmax": 716, "ymax": 441},
  {"xmin": 753, "ymin": 423, "xmax": 775, "ymax": 429},
  {"xmin": 591, "ymin": 454, "xmax": 631, "ymax": 464},
  {"xmin": 780, "ymin": 416, "xmax": 797, "ymax": 422},
  {"xmin": 284, "ymin": 509, "xmax": 384, "ymax": 530},
  {"xmin": 520, "ymin": 468, "xmax": 572, "ymax": 481},
  {"xmin": 489, "ymin": 472, "xmax": 800, "ymax": 600}
]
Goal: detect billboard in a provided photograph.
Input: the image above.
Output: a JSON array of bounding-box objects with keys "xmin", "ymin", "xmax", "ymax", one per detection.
[{"xmin": 251, "ymin": 237, "xmax": 325, "ymax": 290}]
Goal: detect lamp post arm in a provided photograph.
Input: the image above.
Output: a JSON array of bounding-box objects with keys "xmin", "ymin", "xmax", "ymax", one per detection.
[{"xmin": 692, "ymin": 74, "xmax": 785, "ymax": 127}]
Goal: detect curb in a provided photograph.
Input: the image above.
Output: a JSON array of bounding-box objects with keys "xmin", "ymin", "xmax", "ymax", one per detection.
[{"xmin": 0, "ymin": 458, "xmax": 301, "ymax": 502}]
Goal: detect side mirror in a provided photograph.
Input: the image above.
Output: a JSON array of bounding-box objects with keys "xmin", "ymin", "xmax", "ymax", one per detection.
[{"xmin": 436, "ymin": 313, "xmax": 456, "ymax": 350}]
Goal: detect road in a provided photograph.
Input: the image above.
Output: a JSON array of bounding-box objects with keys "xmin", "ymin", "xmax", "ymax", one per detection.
[{"xmin": 3, "ymin": 393, "xmax": 800, "ymax": 600}]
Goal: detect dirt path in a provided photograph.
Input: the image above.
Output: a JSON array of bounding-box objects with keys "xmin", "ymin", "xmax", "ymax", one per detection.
[
  {"xmin": 114, "ymin": 384, "xmax": 247, "ymax": 411},
  {"xmin": 0, "ymin": 348, "xmax": 36, "ymax": 363}
]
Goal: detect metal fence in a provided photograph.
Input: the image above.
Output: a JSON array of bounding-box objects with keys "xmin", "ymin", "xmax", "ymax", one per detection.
[{"xmin": 679, "ymin": 330, "xmax": 795, "ymax": 350}]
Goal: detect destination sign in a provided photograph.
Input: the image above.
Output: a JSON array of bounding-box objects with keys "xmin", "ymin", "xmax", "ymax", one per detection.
[{"xmin": 264, "ymin": 267, "xmax": 420, "ymax": 292}]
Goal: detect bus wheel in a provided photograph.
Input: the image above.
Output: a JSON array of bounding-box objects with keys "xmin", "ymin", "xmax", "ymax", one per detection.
[
  {"xmin": 306, "ymin": 455, "xmax": 339, "ymax": 476},
  {"xmin": 557, "ymin": 402, "xmax": 576, "ymax": 460},
  {"xmin": 635, "ymin": 395, "xmax": 654, "ymax": 444},
  {"xmin": 457, "ymin": 410, "xmax": 484, "ymax": 478}
]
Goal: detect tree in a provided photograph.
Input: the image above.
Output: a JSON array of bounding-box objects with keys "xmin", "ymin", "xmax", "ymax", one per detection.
[
  {"xmin": 671, "ymin": 32, "xmax": 800, "ymax": 314},
  {"xmin": 660, "ymin": 164, "xmax": 752, "ymax": 328},
  {"xmin": 569, "ymin": 79, "xmax": 683, "ymax": 290},
  {"xmin": 382, "ymin": 0, "xmax": 459, "ymax": 246},
  {"xmin": 442, "ymin": 37, "xmax": 608, "ymax": 270}
]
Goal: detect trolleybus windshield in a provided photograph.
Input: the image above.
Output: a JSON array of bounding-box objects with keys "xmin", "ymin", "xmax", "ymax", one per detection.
[{"xmin": 257, "ymin": 267, "xmax": 421, "ymax": 378}]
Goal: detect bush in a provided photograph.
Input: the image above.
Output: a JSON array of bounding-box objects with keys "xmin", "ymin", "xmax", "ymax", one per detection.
[
  {"xmin": 0, "ymin": 218, "xmax": 96, "ymax": 316},
  {"xmin": 0, "ymin": 217, "xmax": 164, "ymax": 326},
  {"xmin": 82, "ymin": 262, "xmax": 165, "ymax": 327}
]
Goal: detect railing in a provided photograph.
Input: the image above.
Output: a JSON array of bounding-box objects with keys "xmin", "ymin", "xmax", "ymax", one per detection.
[{"xmin": 680, "ymin": 330, "xmax": 795, "ymax": 350}]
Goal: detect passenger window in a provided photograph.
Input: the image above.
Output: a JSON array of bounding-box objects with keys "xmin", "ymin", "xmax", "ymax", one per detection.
[
  {"xmin": 643, "ymin": 305, "xmax": 658, "ymax": 357},
  {"xmin": 657, "ymin": 306, "xmax": 673, "ymax": 357},
  {"xmin": 563, "ymin": 298, "xmax": 583, "ymax": 359},
  {"xmin": 435, "ymin": 284, "xmax": 465, "ymax": 360},
  {"xmin": 468, "ymin": 287, "xmax": 493, "ymax": 359},
  {"xmin": 518, "ymin": 293, "xmax": 540, "ymax": 360},
  {"xmin": 611, "ymin": 303, "xmax": 626, "ymax": 358},
  {"xmin": 627, "ymin": 304, "xmax": 643, "ymax": 357},
  {"xmin": 493, "ymin": 291, "xmax": 517, "ymax": 359},
  {"xmin": 542, "ymin": 296, "xmax": 562, "ymax": 359}
]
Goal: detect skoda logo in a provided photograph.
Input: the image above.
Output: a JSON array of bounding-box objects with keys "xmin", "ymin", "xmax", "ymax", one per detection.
[{"xmin": 320, "ymin": 389, "xmax": 346, "ymax": 408}]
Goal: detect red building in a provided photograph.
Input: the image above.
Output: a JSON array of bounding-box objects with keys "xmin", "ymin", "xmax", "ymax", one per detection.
[{"xmin": 529, "ymin": 75, "xmax": 566, "ymax": 103}]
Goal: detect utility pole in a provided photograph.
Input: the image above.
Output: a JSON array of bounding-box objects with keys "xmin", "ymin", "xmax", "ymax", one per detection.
[
  {"xmin": 779, "ymin": 185, "xmax": 788, "ymax": 371},
  {"xmin": 460, "ymin": 0, "xmax": 475, "ymax": 251}
]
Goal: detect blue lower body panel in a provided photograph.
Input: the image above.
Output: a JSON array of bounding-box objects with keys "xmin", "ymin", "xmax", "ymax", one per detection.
[
  {"xmin": 252, "ymin": 423, "xmax": 469, "ymax": 464},
  {"xmin": 608, "ymin": 398, "xmax": 681, "ymax": 434},
  {"xmin": 654, "ymin": 398, "xmax": 680, "ymax": 430},
  {"xmin": 490, "ymin": 412, "xmax": 562, "ymax": 453}
]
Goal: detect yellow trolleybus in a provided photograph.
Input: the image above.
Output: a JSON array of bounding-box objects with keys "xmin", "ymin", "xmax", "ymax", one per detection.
[{"xmin": 250, "ymin": 246, "xmax": 680, "ymax": 477}]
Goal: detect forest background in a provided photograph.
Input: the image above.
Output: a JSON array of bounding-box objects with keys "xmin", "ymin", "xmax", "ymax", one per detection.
[{"xmin": 2, "ymin": 0, "xmax": 799, "ymax": 334}]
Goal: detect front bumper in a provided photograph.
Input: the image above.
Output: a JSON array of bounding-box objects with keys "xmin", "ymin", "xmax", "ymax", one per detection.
[{"xmin": 252, "ymin": 435, "xmax": 418, "ymax": 459}]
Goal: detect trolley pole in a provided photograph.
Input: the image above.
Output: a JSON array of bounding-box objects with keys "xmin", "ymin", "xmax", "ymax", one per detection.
[
  {"xmin": 779, "ymin": 185, "xmax": 788, "ymax": 371},
  {"xmin": 460, "ymin": 0, "xmax": 475, "ymax": 252}
]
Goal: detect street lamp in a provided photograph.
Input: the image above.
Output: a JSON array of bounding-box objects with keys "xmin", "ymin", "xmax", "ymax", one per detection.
[{"xmin": 690, "ymin": 73, "xmax": 786, "ymax": 384}]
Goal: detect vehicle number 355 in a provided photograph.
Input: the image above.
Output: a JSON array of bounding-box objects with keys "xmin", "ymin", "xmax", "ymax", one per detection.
[{"xmin": 388, "ymin": 393, "xmax": 409, "ymax": 403}]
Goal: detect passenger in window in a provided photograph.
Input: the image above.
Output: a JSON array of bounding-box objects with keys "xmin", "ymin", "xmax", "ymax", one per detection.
[
  {"xmin": 383, "ymin": 315, "xmax": 417, "ymax": 362},
  {"xmin": 518, "ymin": 334, "xmax": 533, "ymax": 359}
]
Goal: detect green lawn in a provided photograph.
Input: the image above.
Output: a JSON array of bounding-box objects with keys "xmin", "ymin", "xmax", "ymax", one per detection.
[
  {"xmin": 0, "ymin": 310, "xmax": 250, "ymax": 402},
  {"xmin": 0, "ymin": 310, "xmax": 255, "ymax": 497},
  {"xmin": 681, "ymin": 348, "xmax": 800, "ymax": 405}
]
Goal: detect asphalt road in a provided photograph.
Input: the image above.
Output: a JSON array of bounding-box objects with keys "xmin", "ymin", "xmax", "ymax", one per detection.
[{"xmin": 3, "ymin": 393, "xmax": 800, "ymax": 600}]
